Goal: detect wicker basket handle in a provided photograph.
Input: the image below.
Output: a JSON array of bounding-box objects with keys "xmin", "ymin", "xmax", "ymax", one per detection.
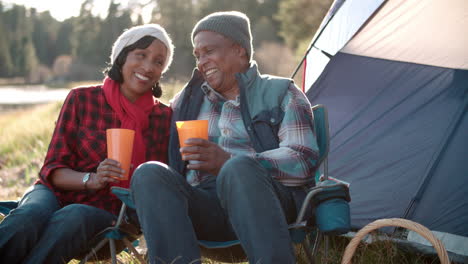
[{"xmin": 341, "ymin": 218, "xmax": 450, "ymax": 264}]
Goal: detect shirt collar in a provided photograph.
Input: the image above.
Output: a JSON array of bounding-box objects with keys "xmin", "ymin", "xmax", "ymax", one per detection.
[{"xmin": 201, "ymin": 82, "xmax": 241, "ymax": 104}]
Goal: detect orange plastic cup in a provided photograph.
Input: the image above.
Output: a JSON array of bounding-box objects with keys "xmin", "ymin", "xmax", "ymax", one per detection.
[
  {"xmin": 106, "ymin": 128, "xmax": 135, "ymax": 180},
  {"xmin": 175, "ymin": 120, "xmax": 209, "ymax": 148}
]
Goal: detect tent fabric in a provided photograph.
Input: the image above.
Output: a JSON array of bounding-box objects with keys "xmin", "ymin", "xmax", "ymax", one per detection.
[
  {"xmin": 303, "ymin": 47, "xmax": 331, "ymax": 93},
  {"xmin": 303, "ymin": 0, "xmax": 385, "ymax": 90},
  {"xmin": 301, "ymin": 0, "xmax": 468, "ymax": 257},
  {"xmin": 306, "ymin": 52, "xmax": 468, "ymax": 236},
  {"xmin": 342, "ymin": 0, "xmax": 468, "ymax": 70},
  {"xmin": 314, "ymin": 0, "xmax": 385, "ymax": 56}
]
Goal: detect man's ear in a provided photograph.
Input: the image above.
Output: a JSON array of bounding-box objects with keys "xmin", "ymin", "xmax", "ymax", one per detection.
[{"xmin": 234, "ymin": 44, "xmax": 248, "ymax": 59}]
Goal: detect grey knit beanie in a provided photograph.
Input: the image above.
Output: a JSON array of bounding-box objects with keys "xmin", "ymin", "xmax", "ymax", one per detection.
[
  {"xmin": 111, "ymin": 24, "xmax": 174, "ymax": 73},
  {"xmin": 191, "ymin": 11, "xmax": 253, "ymax": 61}
]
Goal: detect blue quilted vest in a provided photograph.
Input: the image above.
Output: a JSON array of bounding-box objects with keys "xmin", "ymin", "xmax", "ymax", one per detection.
[{"xmin": 169, "ymin": 63, "xmax": 292, "ymax": 175}]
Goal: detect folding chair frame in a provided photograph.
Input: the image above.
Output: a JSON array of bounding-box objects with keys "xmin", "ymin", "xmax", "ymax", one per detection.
[{"xmin": 79, "ymin": 203, "xmax": 145, "ymax": 264}]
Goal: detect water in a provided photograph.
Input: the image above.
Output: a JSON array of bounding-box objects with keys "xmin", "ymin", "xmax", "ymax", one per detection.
[{"xmin": 0, "ymin": 85, "xmax": 70, "ymax": 105}]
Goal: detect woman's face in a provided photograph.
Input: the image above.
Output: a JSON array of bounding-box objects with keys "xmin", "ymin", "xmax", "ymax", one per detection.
[{"xmin": 120, "ymin": 39, "xmax": 167, "ymax": 102}]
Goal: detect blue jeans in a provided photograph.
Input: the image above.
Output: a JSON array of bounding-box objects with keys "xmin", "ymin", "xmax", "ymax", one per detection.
[
  {"xmin": 131, "ymin": 156, "xmax": 298, "ymax": 264},
  {"xmin": 0, "ymin": 184, "xmax": 116, "ymax": 263}
]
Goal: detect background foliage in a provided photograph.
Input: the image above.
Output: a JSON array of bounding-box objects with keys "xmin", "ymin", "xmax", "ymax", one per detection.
[{"xmin": 0, "ymin": 0, "xmax": 333, "ymax": 84}]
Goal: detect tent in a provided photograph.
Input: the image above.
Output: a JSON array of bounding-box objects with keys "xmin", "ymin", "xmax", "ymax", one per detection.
[{"xmin": 296, "ymin": 0, "xmax": 468, "ymax": 261}]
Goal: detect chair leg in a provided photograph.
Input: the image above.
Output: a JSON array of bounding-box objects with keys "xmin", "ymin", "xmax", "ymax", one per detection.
[
  {"xmin": 123, "ymin": 237, "xmax": 146, "ymax": 263},
  {"xmin": 110, "ymin": 238, "xmax": 117, "ymax": 264},
  {"xmin": 324, "ymin": 236, "xmax": 329, "ymax": 264},
  {"xmin": 80, "ymin": 237, "xmax": 109, "ymax": 264},
  {"xmin": 302, "ymin": 238, "xmax": 315, "ymax": 264},
  {"xmin": 310, "ymin": 230, "xmax": 321, "ymax": 258}
]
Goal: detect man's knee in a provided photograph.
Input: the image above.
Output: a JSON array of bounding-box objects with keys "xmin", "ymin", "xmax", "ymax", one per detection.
[
  {"xmin": 218, "ymin": 156, "xmax": 266, "ymax": 185},
  {"xmin": 131, "ymin": 161, "xmax": 176, "ymax": 189},
  {"xmin": 217, "ymin": 156, "xmax": 269, "ymax": 199}
]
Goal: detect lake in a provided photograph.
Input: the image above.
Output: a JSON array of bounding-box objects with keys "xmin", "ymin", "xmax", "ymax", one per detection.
[{"xmin": 0, "ymin": 85, "xmax": 69, "ymax": 105}]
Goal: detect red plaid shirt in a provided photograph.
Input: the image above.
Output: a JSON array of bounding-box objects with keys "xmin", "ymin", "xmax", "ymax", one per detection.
[{"xmin": 37, "ymin": 85, "xmax": 172, "ymax": 215}]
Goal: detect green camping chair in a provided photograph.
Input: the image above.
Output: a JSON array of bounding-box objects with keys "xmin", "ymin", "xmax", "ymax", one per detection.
[
  {"xmin": 0, "ymin": 198, "xmax": 144, "ymax": 264},
  {"xmin": 110, "ymin": 104, "xmax": 351, "ymax": 264},
  {"xmin": 78, "ymin": 200, "xmax": 145, "ymax": 264}
]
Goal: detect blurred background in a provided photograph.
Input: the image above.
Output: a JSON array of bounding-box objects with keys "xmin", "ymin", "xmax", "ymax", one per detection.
[
  {"xmin": 0, "ymin": 0, "xmax": 333, "ymax": 200},
  {"xmin": 0, "ymin": 0, "xmax": 333, "ymax": 86}
]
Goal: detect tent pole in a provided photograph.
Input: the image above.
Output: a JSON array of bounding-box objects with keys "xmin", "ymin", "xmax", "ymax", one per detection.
[{"xmin": 403, "ymin": 96, "xmax": 467, "ymax": 220}]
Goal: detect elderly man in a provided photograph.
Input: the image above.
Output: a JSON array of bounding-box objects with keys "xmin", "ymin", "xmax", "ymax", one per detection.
[{"xmin": 131, "ymin": 11, "xmax": 319, "ymax": 263}]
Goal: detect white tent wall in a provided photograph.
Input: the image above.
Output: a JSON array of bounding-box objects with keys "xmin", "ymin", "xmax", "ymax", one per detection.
[
  {"xmin": 342, "ymin": 0, "xmax": 468, "ymax": 70},
  {"xmin": 303, "ymin": 0, "xmax": 385, "ymax": 92}
]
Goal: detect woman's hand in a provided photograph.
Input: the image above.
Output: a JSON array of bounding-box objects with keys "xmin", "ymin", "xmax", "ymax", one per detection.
[
  {"xmin": 86, "ymin": 159, "xmax": 124, "ymax": 190},
  {"xmin": 180, "ymin": 138, "xmax": 231, "ymax": 176}
]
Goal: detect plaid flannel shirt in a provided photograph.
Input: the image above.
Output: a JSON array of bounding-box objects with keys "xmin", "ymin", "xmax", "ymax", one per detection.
[
  {"xmin": 173, "ymin": 82, "xmax": 319, "ymax": 187},
  {"xmin": 37, "ymin": 86, "xmax": 171, "ymax": 215}
]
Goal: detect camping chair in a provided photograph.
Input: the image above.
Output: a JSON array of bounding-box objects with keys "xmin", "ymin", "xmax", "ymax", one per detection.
[
  {"xmin": 79, "ymin": 198, "xmax": 145, "ymax": 264},
  {"xmin": 110, "ymin": 104, "xmax": 351, "ymax": 264},
  {"xmin": 0, "ymin": 198, "xmax": 144, "ymax": 264}
]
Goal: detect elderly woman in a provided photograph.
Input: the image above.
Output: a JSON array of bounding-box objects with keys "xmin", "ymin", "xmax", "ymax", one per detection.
[{"xmin": 0, "ymin": 24, "xmax": 174, "ymax": 263}]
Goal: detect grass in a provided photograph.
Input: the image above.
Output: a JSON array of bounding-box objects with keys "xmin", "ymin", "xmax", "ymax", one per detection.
[
  {"xmin": 0, "ymin": 81, "xmax": 441, "ymax": 263},
  {"xmin": 0, "ymin": 102, "xmax": 62, "ymax": 196},
  {"xmin": 311, "ymin": 235, "xmax": 439, "ymax": 264},
  {"xmin": 0, "ymin": 102, "xmax": 60, "ymax": 168}
]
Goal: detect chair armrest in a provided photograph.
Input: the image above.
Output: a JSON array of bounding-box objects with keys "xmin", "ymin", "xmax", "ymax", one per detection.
[{"xmin": 295, "ymin": 183, "xmax": 350, "ymax": 224}]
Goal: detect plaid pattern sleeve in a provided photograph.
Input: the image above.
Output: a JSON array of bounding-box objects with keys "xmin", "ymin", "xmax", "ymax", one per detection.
[
  {"xmin": 187, "ymin": 82, "xmax": 319, "ymax": 187},
  {"xmin": 37, "ymin": 86, "xmax": 172, "ymax": 215},
  {"xmin": 39, "ymin": 87, "xmax": 85, "ymax": 180},
  {"xmin": 251, "ymin": 84, "xmax": 319, "ymax": 186}
]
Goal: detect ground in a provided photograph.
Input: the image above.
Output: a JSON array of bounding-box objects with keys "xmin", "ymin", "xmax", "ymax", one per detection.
[{"xmin": 0, "ymin": 166, "xmax": 36, "ymax": 201}]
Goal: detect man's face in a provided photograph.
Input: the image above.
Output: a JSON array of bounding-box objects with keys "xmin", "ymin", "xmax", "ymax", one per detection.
[{"xmin": 193, "ymin": 31, "xmax": 246, "ymax": 97}]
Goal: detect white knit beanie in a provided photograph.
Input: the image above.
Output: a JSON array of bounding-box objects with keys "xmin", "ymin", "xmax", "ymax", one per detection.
[{"xmin": 110, "ymin": 24, "xmax": 174, "ymax": 73}]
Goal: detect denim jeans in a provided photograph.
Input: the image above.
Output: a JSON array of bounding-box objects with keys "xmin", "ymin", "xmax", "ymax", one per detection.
[
  {"xmin": 131, "ymin": 156, "xmax": 298, "ymax": 264},
  {"xmin": 0, "ymin": 184, "xmax": 116, "ymax": 263}
]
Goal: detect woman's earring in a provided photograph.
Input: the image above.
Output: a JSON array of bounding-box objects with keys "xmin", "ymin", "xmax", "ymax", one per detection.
[{"xmin": 152, "ymin": 82, "xmax": 162, "ymax": 98}]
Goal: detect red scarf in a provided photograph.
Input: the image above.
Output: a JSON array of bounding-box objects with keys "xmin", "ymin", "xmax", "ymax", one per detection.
[{"xmin": 102, "ymin": 77, "xmax": 155, "ymax": 188}]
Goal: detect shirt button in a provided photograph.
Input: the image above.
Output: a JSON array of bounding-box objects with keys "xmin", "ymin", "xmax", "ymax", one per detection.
[{"xmin": 270, "ymin": 118, "xmax": 276, "ymax": 123}]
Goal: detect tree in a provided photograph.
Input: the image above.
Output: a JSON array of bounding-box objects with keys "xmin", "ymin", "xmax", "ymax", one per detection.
[
  {"xmin": 0, "ymin": 26, "xmax": 14, "ymax": 77},
  {"xmin": 18, "ymin": 36, "xmax": 39, "ymax": 79},
  {"xmin": 150, "ymin": 0, "xmax": 198, "ymax": 80},
  {"xmin": 73, "ymin": 0, "xmax": 102, "ymax": 65},
  {"xmin": 56, "ymin": 19, "xmax": 76, "ymax": 57},
  {"xmin": 275, "ymin": 0, "xmax": 333, "ymax": 50},
  {"xmin": 0, "ymin": 3, "xmax": 14, "ymax": 76},
  {"xmin": 2, "ymin": 4, "xmax": 40, "ymax": 77},
  {"xmin": 97, "ymin": 1, "xmax": 134, "ymax": 66},
  {"xmin": 31, "ymin": 10, "xmax": 59, "ymax": 66}
]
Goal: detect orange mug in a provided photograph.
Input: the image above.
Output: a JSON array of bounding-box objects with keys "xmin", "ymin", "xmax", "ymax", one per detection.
[
  {"xmin": 175, "ymin": 120, "xmax": 209, "ymax": 148},
  {"xmin": 106, "ymin": 128, "xmax": 135, "ymax": 180}
]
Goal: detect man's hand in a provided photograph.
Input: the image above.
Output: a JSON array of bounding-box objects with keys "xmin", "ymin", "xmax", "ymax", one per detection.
[{"xmin": 180, "ymin": 138, "xmax": 231, "ymax": 176}]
